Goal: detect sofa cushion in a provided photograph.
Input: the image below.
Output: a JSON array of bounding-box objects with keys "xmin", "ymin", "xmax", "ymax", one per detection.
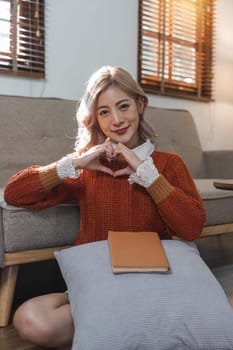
[
  {"xmin": 194, "ymin": 179, "xmax": 233, "ymax": 225},
  {"xmin": 0, "ymin": 200, "xmax": 79, "ymax": 253},
  {"xmin": 55, "ymin": 239, "xmax": 233, "ymax": 350}
]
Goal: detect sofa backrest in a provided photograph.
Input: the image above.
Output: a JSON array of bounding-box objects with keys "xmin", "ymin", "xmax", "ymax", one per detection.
[
  {"xmin": 0, "ymin": 95, "xmax": 77, "ymax": 186},
  {"xmin": 0, "ymin": 95, "xmax": 207, "ymax": 187},
  {"xmin": 144, "ymin": 107, "xmax": 207, "ymax": 178}
]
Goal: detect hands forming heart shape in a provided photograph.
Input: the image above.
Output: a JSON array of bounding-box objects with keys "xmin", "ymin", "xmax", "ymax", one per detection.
[{"xmin": 72, "ymin": 138, "xmax": 142, "ymax": 178}]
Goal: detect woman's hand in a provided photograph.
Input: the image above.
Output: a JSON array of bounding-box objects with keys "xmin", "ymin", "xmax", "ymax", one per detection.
[
  {"xmin": 71, "ymin": 139, "xmax": 142, "ymax": 177},
  {"xmin": 71, "ymin": 138, "xmax": 115, "ymax": 176},
  {"xmin": 113, "ymin": 143, "xmax": 142, "ymax": 177}
]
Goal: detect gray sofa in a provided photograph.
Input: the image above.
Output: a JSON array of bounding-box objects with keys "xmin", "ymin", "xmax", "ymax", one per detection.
[{"xmin": 1, "ymin": 95, "xmax": 233, "ymax": 327}]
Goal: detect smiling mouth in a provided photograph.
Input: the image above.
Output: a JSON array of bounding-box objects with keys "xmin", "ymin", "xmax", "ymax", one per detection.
[{"xmin": 113, "ymin": 126, "xmax": 129, "ymax": 135}]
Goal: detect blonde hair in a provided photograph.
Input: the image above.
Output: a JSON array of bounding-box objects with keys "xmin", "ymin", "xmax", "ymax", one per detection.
[{"xmin": 75, "ymin": 66, "xmax": 157, "ymax": 153}]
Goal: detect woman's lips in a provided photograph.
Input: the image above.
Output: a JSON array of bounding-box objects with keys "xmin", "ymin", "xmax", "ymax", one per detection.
[{"xmin": 113, "ymin": 126, "xmax": 129, "ymax": 135}]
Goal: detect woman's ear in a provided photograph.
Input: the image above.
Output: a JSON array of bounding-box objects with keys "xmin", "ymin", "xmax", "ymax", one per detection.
[{"xmin": 137, "ymin": 96, "xmax": 145, "ymax": 115}]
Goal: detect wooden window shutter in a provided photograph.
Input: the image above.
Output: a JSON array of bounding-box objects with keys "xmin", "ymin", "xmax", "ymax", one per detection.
[
  {"xmin": 0, "ymin": 0, "xmax": 45, "ymax": 79},
  {"xmin": 138, "ymin": 0, "xmax": 216, "ymax": 101}
]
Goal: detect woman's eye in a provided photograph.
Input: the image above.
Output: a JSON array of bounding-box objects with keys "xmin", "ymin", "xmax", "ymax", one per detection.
[
  {"xmin": 99, "ymin": 110, "xmax": 109, "ymax": 117},
  {"xmin": 120, "ymin": 103, "xmax": 129, "ymax": 111}
]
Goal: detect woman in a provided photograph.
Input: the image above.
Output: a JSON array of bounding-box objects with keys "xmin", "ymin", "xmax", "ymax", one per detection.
[{"xmin": 4, "ymin": 66, "xmax": 206, "ymax": 349}]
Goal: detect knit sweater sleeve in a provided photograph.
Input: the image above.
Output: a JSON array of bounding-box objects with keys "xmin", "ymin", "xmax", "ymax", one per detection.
[
  {"xmin": 147, "ymin": 153, "xmax": 206, "ymax": 241},
  {"xmin": 4, "ymin": 163, "xmax": 76, "ymax": 210}
]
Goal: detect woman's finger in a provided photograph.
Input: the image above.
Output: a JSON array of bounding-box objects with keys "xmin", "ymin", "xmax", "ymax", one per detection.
[{"xmin": 113, "ymin": 166, "xmax": 133, "ymax": 177}]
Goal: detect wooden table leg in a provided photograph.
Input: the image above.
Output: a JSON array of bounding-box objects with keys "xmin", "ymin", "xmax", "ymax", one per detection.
[{"xmin": 0, "ymin": 265, "xmax": 19, "ymax": 327}]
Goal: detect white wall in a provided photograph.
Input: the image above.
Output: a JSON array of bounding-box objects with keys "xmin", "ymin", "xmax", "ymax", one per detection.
[{"xmin": 0, "ymin": 0, "xmax": 232, "ymax": 151}]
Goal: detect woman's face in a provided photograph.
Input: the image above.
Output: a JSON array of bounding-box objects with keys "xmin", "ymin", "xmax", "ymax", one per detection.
[{"xmin": 96, "ymin": 85, "xmax": 143, "ymax": 149}]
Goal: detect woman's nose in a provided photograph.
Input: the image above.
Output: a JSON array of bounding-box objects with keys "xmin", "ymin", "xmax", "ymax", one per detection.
[{"xmin": 112, "ymin": 110, "xmax": 123, "ymax": 124}]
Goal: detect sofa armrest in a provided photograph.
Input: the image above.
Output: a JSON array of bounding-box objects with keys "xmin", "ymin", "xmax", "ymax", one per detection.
[
  {"xmin": 0, "ymin": 186, "xmax": 80, "ymax": 268},
  {"xmin": 204, "ymin": 150, "xmax": 233, "ymax": 178}
]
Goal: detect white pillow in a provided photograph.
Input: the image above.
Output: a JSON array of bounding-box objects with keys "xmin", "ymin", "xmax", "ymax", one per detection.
[{"xmin": 55, "ymin": 239, "xmax": 233, "ymax": 350}]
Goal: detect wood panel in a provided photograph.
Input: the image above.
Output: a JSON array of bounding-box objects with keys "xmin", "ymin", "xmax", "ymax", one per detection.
[
  {"xmin": 4, "ymin": 246, "xmax": 71, "ymax": 266},
  {"xmin": 201, "ymin": 223, "xmax": 233, "ymax": 237}
]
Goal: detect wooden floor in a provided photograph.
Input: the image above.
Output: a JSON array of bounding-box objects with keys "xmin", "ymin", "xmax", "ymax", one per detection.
[{"xmin": 0, "ymin": 325, "xmax": 47, "ymax": 350}]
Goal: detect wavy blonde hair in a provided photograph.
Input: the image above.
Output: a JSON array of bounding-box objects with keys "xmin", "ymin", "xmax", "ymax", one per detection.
[{"xmin": 75, "ymin": 66, "xmax": 157, "ymax": 153}]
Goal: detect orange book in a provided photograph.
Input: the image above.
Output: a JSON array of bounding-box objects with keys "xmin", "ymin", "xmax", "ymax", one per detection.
[
  {"xmin": 108, "ymin": 231, "xmax": 170, "ymax": 274},
  {"xmin": 213, "ymin": 180, "xmax": 233, "ymax": 191}
]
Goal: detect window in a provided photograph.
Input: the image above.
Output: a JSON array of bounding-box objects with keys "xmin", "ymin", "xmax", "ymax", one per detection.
[
  {"xmin": 138, "ymin": 0, "xmax": 215, "ymax": 101},
  {"xmin": 0, "ymin": 0, "xmax": 45, "ymax": 79}
]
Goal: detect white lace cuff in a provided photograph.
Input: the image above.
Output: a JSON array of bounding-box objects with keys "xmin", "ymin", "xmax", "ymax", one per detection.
[
  {"xmin": 128, "ymin": 156, "xmax": 159, "ymax": 188},
  {"xmin": 57, "ymin": 154, "xmax": 81, "ymax": 179}
]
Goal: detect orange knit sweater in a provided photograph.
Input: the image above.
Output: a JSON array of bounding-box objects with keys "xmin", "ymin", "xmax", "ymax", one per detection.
[{"xmin": 4, "ymin": 151, "xmax": 206, "ymax": 243}]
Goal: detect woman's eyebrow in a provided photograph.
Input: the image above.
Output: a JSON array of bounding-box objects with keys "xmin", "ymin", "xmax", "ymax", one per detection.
[
  {"xmin": 116, "ymin": 98, "xmax": 130, "ymax": 106},
  {"xmin": 96, "ymin": 105, "xmax": 108, "ymax": 110},
  {"xmin": 97, "ymin": 98, "xmax": 130, "ymax": 110}
]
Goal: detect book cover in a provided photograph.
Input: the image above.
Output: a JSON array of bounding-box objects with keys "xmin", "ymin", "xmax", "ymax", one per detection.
[{"xmin": 108, "ymin": 231, "xmax": 170, "ymax": 274}]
